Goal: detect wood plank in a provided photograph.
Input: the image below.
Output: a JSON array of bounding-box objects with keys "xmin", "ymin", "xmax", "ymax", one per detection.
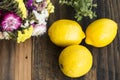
[
  {"xmin": 0, "ymin": 0, "xmax": 120, "ymax": 80},
  {"xmin": 32, "ymin": 0, "xmax": 120, "ymax": 80},
  {"xmin": 0, "ymin": 41, "xmax": 16, "ymax": 80},
  {"xmin": 15, "ymin": 39, "xmax": 32, "ymax": 80}
]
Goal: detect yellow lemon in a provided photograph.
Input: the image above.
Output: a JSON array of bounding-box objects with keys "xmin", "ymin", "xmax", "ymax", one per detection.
[
  {"xmin": 48, "ymin": 19, "xmax": 85, "ymax": 47},
  {"xmin": 59, "ymin": 45, "xmax": 93, "ymax": 78},
  {"xmin": 85, "ymin": 18, "xmax": 118, "ymax": 47}
]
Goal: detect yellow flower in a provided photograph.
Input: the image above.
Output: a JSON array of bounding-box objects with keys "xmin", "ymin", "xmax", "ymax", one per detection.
[
  {"xmin": 15, "ymin": 0, "xmax": 27, "ymax": 18},
  {"xmin": 47, "ymin": 0, "xmax": 50, "ymax": 3},
  {"xmin": 17, "ymin": 26, "xmax": 33, "ymax": 43},
  {"xmin": 47, "ymin": 0, "xmax": 54, "ymax": 13}
]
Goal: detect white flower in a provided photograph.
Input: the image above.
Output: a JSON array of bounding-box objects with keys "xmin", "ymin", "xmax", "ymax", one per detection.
[
  {"xmin": 36, "ymin": 0, "xmax": 43, "ymax": 3},
  {"xmin": 30, "ymin": 20, "xmax": 35, "ymax": 24},
  {"xmin": 32, "ymin": 9, "xmax": 49, "ymax": 24},
  {"xmin": 21, "ymin": 20, "xmax": 30, "ymax": 28},
  {"xmin": 32, "ymin": 23, "xmax": 47, "ymax": 36},
  {"xmin": 24, "ymin": 20, "xmax": 29, "ymax": 27},
  {"xmin": 0, "ymin": 32, "xmax": 4, "ymax": 39},
  {"xmin": 3, "ymin": 32, "xmax": 11, "ymax": 40}
]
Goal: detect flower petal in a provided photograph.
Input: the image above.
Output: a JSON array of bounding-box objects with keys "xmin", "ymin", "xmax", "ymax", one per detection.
[{"xmin": 1, "ymin": 12, "xmax": 22, "ymax": 31}]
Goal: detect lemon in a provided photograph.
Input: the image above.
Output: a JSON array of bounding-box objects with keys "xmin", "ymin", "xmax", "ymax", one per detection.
[
  {"xmin": 85, "ymin": 18, "xmax": 118, "ymax": 47},
  {"xmin": 48, "ymin": 19, "xmax": 85, "ymax": 47},
  {"xmin": 59, "ymin": 45, "xmax": 93, "ymax": 78}
]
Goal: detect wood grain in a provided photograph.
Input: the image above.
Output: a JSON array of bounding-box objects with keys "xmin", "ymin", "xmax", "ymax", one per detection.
[
  {"xmin": 15, "ymin": 39, "xmax": 32, "ymax": 80},
  {"xmin": 0, "ymin": 39, "xmax": 32, "ymax": 80},
  {"xmin": 0, "ymin": 0, "xmax": 120, "ymax": 80},
  {"xmin": 0, "ymin": 41, "xmax": 16, "ymax": 80}
]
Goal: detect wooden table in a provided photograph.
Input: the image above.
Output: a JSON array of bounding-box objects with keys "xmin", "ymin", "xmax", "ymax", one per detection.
[{"xmin": 0, "ymin": 0, "xmax": 120, "ymax": 80}]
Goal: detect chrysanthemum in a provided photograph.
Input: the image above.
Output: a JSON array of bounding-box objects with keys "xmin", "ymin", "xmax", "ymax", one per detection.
[{"xmin": 1, "ymin": 12, "xmax": 22, "ymax": 31}]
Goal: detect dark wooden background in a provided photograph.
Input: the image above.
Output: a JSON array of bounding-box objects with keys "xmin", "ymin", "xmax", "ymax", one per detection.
[{"xmin": 0, "ymin": 0, "xmax": 120, "ymax": 80}]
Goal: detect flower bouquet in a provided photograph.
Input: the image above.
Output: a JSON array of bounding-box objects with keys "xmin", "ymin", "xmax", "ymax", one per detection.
[{"xmin": 0, "ymin": 0, "xmax": 54, "ymax": 43}]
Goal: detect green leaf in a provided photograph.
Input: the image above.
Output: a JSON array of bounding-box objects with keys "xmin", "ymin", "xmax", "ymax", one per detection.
[{"xmin": 59, "ymin": 0, "xmax": 97, "ymax": 21}]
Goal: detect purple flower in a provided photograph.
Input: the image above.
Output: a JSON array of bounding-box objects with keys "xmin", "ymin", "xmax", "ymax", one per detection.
[
  {"xmin": 1, "ymin": 12, "xmax": 22, "ymax": 31},
  {"xmin": 26, "ymin": 0, "xmax": 36, "ymax": 10}
]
